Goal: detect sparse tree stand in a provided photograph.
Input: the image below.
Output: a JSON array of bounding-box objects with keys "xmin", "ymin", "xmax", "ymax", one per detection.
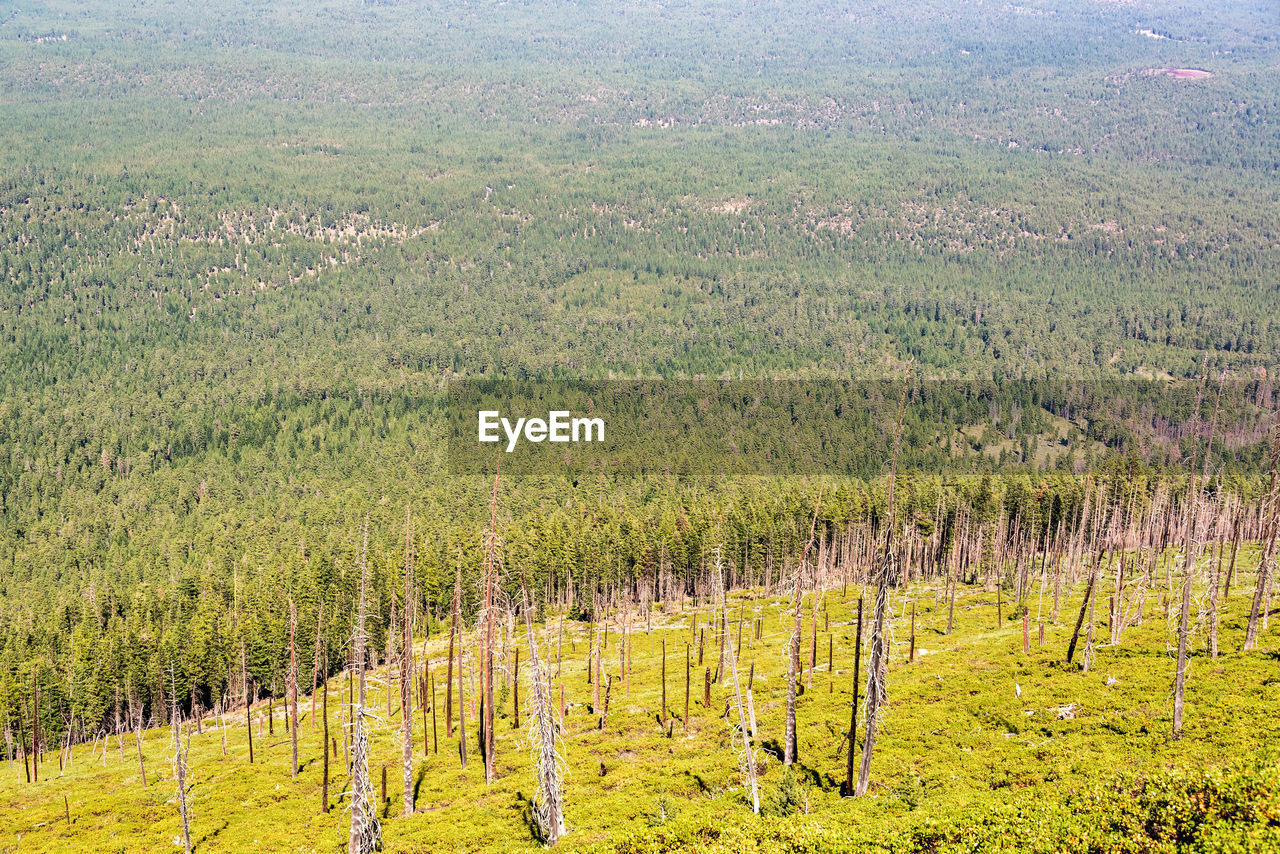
[{"xmin": 856, "ymin": 377, "xmax": 909, "ymax": 797}]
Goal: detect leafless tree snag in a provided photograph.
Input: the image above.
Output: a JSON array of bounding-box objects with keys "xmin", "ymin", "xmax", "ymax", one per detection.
[
  {"xmin": 856, "ymin": 377, "xmax": 910, "ymax": 797},
  {"xmin": 785, "ymin": 488, "xmax": 824, "ymax": 766},
  {"xmin": 348, "ymin": 519, "xmax": 381, "ymax": 854},
  {"xmin": 401, "ymin": 506, "xmax": 416, "ymax": 816}
]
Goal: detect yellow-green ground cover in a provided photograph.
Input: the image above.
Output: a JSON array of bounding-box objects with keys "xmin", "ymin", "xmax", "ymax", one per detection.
[{"xmin": 2, "ymin": 566, "xmax": 1278, "ymax": 853}]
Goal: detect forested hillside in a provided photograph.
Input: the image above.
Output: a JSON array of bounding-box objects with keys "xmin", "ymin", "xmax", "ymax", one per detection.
[{"xmin": 1, "ymin": 0, "xmax": 1278, "ymax": 850}]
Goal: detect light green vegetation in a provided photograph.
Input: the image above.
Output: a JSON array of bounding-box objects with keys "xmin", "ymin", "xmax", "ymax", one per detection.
[
  {"xmin": 3, "ymin": 0, "xmax": 1280, "ymax": 849},
  {"xmin": 2, "ymin": 566, "xmax": 1276, "ymax": 854}
]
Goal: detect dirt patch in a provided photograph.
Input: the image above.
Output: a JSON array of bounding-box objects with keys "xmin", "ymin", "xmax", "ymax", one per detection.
[{"xmin": 1145, "ymin": 67, "xmax": 1213, "ymax": 79}]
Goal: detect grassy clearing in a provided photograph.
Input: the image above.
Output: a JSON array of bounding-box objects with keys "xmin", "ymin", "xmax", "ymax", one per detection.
[{"xmin": 2, "ymin": 564, "xmax": 1278, "ymax": 854}]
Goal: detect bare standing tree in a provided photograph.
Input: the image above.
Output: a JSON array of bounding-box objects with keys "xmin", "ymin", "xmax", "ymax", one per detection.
[
  {"xmin": 1245, "ymin": 408, "xmax": 1280, "ymax": 651},
  {"xmin": 716, "ymin": 548, "xmax": 759, "ymax": 814},
  {"xmin": 481, "ymin": 473, "xmax": 501, "ymax": 785},
  {"xmin": 169, "ymin": 669, "xmax": 193, "ymax": 854},
  {"xmin": 519, "ymin": 569, "xmax": 567, "ymax": 844},
  {"xmin": 856, "ymin": 376, "xmax": 910, "ymax": 797},
  {"xmin": 784, "ymin": 488, "xmax": 823, "ymax": 766},
  {"xmin": 401, "ymin": 505, "xmax": 416, "ymax": 816},
  {"xmin": 1171, "ymin": 372, "xmax": 1217, "ymax": 735},
  {"xmin": 348, "ymin": 519, "xmax": 381, "ymax": 854},
  {"xmin": 289, "ymin": 599, "xmax": 299, "ymax": 778},
  {"xmin": 312, "ymin": 600, "xmax": 325, "ymax": 732},
  {"xmin": 1174, "ymin": 367, "xmax": 1219, "ymax": 740}
]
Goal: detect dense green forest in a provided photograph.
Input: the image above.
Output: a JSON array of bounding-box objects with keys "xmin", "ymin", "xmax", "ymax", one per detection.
[{"xmin": 1, "ymin": 0, "xmax": 1278, "ymax": 849}]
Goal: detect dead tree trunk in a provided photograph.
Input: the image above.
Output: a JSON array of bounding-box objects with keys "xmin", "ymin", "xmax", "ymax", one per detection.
[
  {"xmin": 401, "ymin": 506, "xmax": 416, "ymax": 816},
  {"xmin": 856, "ymin": 377, "xmax": 909, "ymax": 797},
  {"xmin": 716, "ymin": 549, "xmax": 759, "ymax": 813},
  {"xmin": 170, "ymin": 688, "xmax": 192, "ymax": 854},
  {"xmin": 519, "ymin": 574, "xmax": 567, "ymax": 844},
  {"xmin": 322, "ymin": 658, "xmax": 330, "ymax": 814},
  {"xmin": 447, "ymin": 551, "xmax": 462, "ymax": 743},
  {"xmin": 1245, "ymin": 409, "xmax": 1280, "ymax": 651},
  {"xmin": 482, "ymin": 474, "xmax": 500, "ymax": 785},
  {"xmin": 598, "ymin": 675, "xmax": 612, "ymax": 730},
  {"xmin": 135, "ymin": 716, "xmax": 146, "ymax": 789},
  {"xmin": 843, "ymin": 595, "xmax": 863, "ymax": 797},
  {"xmin": 1174, "ymin": 485, "xmax": 1200, "ymax": 740},
  {"xmin": 312, "ymin": 601, "xmax": 325, "ymax": 732},
  {"xmin": 684, "ymin": 643, "xmax": 690, "ymax": 733},
  {"xmin": 349, "ymin": 519, "xmax": 381, "ymax": 854},
  {"xmin": 289, "ymin": 600, "xmax": 299, "ymax": 778},
  {"xmin": 1065, "ymin": 572, "xmax": 1096, "ymax": 666},
  {"xmin": 1175, "ymin": 371, "xmax": 1218, "ymax": 739},
  {"xmin": 785, "ymin": 489, "xmax": 824, "ymax": 766}
]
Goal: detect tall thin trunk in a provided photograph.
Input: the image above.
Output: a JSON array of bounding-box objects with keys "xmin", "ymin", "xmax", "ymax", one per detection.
[
  {"xmin": 31, "ymin": 675, "xmax": 39, "ymax": 784},
  {"xmin": 135, "ymin": 717, "xmax": 146, "ymax": 788},
  {"xmin": 843, "ymin": 596, "xmax": 864, "ymax": 797},
  {"xmin": 170, "ymin": 693, "xmax": 192, "ymax": 854},
  {"xmin": 482, "ymin": 473, "xmax": 500, "ymax": 785},
  {"xmin": 349, "ymin": 519, "xmax": 381, "ymax": 854},
  {"xmin": 1175, "ymin": 369, "xmax": 1218, "ymax": 739},
  {"xmin": 519, "ymin": 572, "xmax": 567, "ymax": 844},
  {"xmin": 1245, "ymin": 409, "xmax": 1280, "ymax": 651},
  {"xmin": 660, "ymin": 632, "xmax": 667, "ymax": 730},
  {"xmin": 1173, "ymin": 484, "xmax": 1199, "ymax": 740},
  {"xmin": 1065, "ymin": 572, "xmax": 1096, "ymax": 665},
  {"xmin": 856, "ymin": 377, "xmax": 909, "ymax": 797},
  {"xmin": 289, "ymin": 600, "xmax": 299, "ymax": 778},
  {"xmin": 402, "ymin": 505, "xmax": 416, "ymax": 816},
  {"xmin": 717, "ymin": 549, "xmax": 759, "ymax": 813},
  {"xmin": 312, "ymin": 601, "xmax": 325, "ymax": 732},
  {"xmin": 322, "ymin": 657, "xmax": 330, "ymax": 814},
  {"xmin": 785, "ymin": 489, "xmax": 823, "ymax": 766},
  {"xmin": 447, "ymin": 552, "xmax": 461, "ymax": 738}
]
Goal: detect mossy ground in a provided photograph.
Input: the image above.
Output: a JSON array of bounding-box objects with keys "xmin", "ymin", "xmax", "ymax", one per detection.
[{"xmin": 2, "ymin": 558, "xmax": 1278, "ymax": 853}]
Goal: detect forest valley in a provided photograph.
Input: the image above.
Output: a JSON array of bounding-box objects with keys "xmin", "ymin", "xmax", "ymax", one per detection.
[{"xmin": 3, "ymin": 0, "xmax": 1280, "ymax": 850}]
